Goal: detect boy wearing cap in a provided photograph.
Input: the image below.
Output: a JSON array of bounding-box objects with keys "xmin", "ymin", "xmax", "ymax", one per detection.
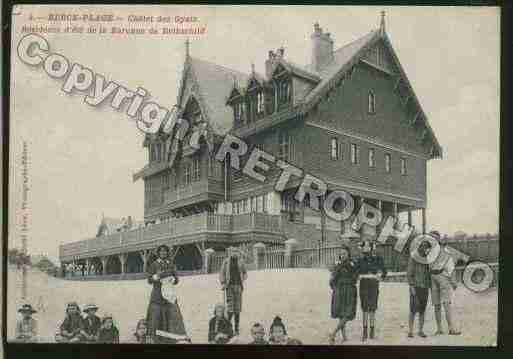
[
  {"xmin": 80, "ymin": 303, "xmax": 101, "ymax": 342},
  {"xmin": 429, "ymin": 231, "xmax": 461, "ymax": 336},
  {"xmin": 407, "ymin": 241, "xmax": 432, "ymax": 338},
  {"xmin": 15, "ymin": 304, "xmax": 38, "ymax": 342},
  {"xmin": 355, "ymin": 239, "xmax": 387, "ymax": 341}
]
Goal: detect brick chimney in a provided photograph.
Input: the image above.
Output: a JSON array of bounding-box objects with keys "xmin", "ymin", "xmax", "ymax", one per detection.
[
  {"xmin": 311, "ymin": 22, "xmax": 334, "ymax": 72},
  {"xmin": 265, "ymin": 50, "xmax": 277, "ymax": 79}
]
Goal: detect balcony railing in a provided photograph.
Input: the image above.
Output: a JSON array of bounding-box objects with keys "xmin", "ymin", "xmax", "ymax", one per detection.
[
  {"xmin": 164, "ymin": 179, "xmax": 224, "ymax": 204},
  {"xmin": 59, "ymin": 213, "xmax": 283, "ymax": 261},
  {"xmin": 145, "ymin": 178, "xmax": 225, "ymax": 218}
]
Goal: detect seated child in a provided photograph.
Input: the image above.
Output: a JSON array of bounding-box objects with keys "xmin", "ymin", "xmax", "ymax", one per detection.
[
  {"xmin": 268, "ymin": 316, "xmax": 302, "ymax": 345},
  {"xmin": 15, "ymin": 304, "xmax": 38, "ymax": 342},
  {"xmin": 98, "ymin": 315, "xmax": 119, "ymax": 343},
  {"xmin": 56, "ymin": 302, "xmax": 83, "ymax": 343},
  {"xmin": 248, "ymin": 323, "xmax": 268, "ymax": 345},
  {"xmin": 131, "ymin": 319, "xmax": 153, "ymax": 344},
  {"xmin": 208, "ymin": 303, "xmax": 234, "ymax": 344},
  {"xmin": 80, "ymin": 303, "xmax": 101, "ymax": 343}
]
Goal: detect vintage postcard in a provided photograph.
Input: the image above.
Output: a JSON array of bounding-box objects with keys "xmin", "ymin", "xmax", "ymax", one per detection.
[{"xmin": 5, "ymin": 4, "xmax": 499, "ymax": 347}]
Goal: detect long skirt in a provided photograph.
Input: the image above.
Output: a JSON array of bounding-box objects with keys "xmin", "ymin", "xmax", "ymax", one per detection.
[
  {"xmin": 146, "ymin": 300, "xmax": 187, "ymax": 342},
  {"xmin": 225, "ymin": 284, "xmax": 243, "ymax": 313},
  {"xmin": 331, "ymin": 283, "xmax": 357, "ymax": 320},
  {"xmin": 359, "ymin": 278, "xmax": 380, "ymax": 312}
]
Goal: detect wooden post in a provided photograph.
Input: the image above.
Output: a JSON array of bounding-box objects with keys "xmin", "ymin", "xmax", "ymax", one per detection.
[
  {"xmin": 407, "ymin": 210, "xmax": 412, "ymax": 226},
  {"xmin": 421, "ymin": 208, "xmax": 426, "ymax": 234},
  {"xmin": 101, "ymin": 257, "xmax": 108, "ymax": 275}
]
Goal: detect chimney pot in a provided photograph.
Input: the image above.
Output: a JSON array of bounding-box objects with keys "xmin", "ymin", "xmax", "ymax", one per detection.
[{"xmin": 311, "ymin": 23, "xmax": 334, "ymax": 71}]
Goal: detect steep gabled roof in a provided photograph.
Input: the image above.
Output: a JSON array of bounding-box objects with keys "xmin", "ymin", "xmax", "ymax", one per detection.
[
  {"xmin": 303, "ymin": 30, "xmax": 379, "ymax": 108},
  {"xmin": 300, "ymin": 30, "xmax": 442, "ymax": 159},
  {"xmin": 170, "ymin": 26, "xmax": 442, "ymax": 158},
  {"xmin": 185, "ymin": 57, "xmax": 249, "ymax": 135}
]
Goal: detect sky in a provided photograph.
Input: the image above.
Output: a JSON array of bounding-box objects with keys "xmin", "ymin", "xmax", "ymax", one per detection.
[{"xmin": 8, "ymin": 5, "xmax": 500, "ymax": 262}]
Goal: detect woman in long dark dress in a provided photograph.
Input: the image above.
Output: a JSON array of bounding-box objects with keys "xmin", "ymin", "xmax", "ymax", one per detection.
[
  {"xmin": 329, "ymin": 245, "xmax": 358, "ymax": 344},
  {"xmin": 146, "ymin": 244, "xmax": 189, "ymax": 343}
]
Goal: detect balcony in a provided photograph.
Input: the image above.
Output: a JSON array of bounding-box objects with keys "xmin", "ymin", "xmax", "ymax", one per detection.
[
  {"xmin": 59, "ymin": 213, "xmax": 284, "ymax": 262},
  {"xmin": 144, "ymin": 178, "xmax": 225, "ymax": 218},
  {"xmin": 164, "ymin": 178, "xmax": 224, "ymax": 208}
]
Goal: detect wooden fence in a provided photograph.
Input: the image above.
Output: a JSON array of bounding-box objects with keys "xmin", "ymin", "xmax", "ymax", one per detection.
[{"xmin": 205, "ymin": 236, "xmax": 499, "ymax": 274}]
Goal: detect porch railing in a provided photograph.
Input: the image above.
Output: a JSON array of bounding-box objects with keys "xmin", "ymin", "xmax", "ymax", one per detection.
[{"xmin": 60, "ymin": 212, "xmax": 284, "ymax": 261}]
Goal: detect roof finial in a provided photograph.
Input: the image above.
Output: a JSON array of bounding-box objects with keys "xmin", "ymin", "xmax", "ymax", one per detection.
[
  {"xmin": 185, "ymin": 38, "xmax": 190, "ymax": 58},
  {"xmin": 251, "ymin": 63, "xmax": 255, "ymax": 75},
  {"xmin": 380, "ymin": 11, "xmax": 386, "ymax": 35}
]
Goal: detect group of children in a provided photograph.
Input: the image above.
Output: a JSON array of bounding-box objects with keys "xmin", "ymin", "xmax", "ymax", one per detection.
[
  {"xmin": 208, "ymin": 303, "xmax": 302, "ymax": 345},
  {"xmin": 54, "ymin": 302, "xmax": 120, "ymax": 343},
  {"xmin": 15, "ymin": 300, "xmax": 302, "ymax": 345}
]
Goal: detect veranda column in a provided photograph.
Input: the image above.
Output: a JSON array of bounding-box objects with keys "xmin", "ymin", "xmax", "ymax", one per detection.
[
  {"xmin": 85, "ymin": 258, "xmax": 91, "ymax": 276},
  {"xmin": 421, "ymin": 208, "xmax": 426, "ymax": 234},
  {"xmin": 140, "ymin": 250, "xmax": 149, "ymax": 273},
  {"xmin": 119, "ymin": 253, "xmax": 127, "ymax": 274},
  {"xmin": 408, "ymin": 210, "xmax": 412, "ymax": 226},
  {"xmin": 100, "ymin": 257, "xmax": 108, "ymax": 275},
  {"xmin": 203, "ymin": 248, "xmax": 215, "ymax": 274}
]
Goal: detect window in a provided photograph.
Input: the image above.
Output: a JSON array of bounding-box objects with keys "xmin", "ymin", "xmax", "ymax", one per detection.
[
  {"xmin": 330, "ymin": 138, "xmax": 339, "ymax": 160},
  {"xmin": 183, "ymin": 162, "xmax": 191, "ymax": 185},
  {"xmin": 401, "ymin": 158, "xmax": 407, "ymax": 175},
  {"xmin": 192, "ymin": 157, "xmax": 200, "ymax": 181},
  {"xmin": 278, "ymin": 131, "xmax": 291, "ymax": 161},
  {"xmin": 368, "ymin": 91, "xmax": 376, "ymax": 114},
  {"xmin": 155, "ymin": 143, "xmax": 162, "ymax": 162},
  {"xmin": 149, "ymin": 144, "xmax": 156, "ymax": 162},
  {"xmin": 257, "ymin": 196, "xmax": 263, "ymax": 212},
  {"xmin": 369, "ymin": 148, "xmax": 375, "ymax": 168},
  {"xmin": 234, "ymin": 102, "xmax": 242, "ymax": 122},
  {"xmin": 163, "ymin": 172, "xmax": 170, "ymax": 189},
  {"xmin": 351, "ymin": 144, "xmax": 359, "ymax": 164},
  {"xmin": 257, "ymin": 92, "xmax": 265, "ymax": 114},
  {"xmin": 385, "ymin": 153, "xmax": 391, "ymax": 173},
  {"xmin": 279, "ymin": 80, "xmax": 290, "ymax": 104}
]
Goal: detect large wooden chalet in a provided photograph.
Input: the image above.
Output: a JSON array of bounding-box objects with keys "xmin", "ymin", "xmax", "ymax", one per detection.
[{"xmin": 59, "ymin": 15, "xmax": 442, "ymax": 275}]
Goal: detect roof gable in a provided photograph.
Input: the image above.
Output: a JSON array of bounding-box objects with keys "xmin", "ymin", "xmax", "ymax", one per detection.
[
  {"xmin": 184, "ymin": 57, "xmax": 249, "ymax": 135},
  {"xmin": 301, "ymin": 30, "xmax": 442, "ymax": 159}
]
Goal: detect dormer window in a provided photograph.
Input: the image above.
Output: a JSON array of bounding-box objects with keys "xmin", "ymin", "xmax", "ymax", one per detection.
[
  {"xmin": 279, "ymin": 80, "xmax": 291, "ymax": 104},
  {"xmin": 368, "ymin": 91, "xmax": 376, "ymax": 114},
  {"xmin": 233, "ymin": 102, "xmax": 243, "ymax": 122},
  {"xmin": 257, "ymin": 92, "xmax": 265, "ymax": 114}
]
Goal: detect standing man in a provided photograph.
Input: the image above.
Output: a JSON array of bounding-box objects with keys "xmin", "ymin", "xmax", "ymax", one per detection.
[
  {"xmin": 355, "ymin": 238, "xmax": 387, "ymax": 341},
  {"xmin": 407, "ymin": 240, "xmax": 432, "ymax": 338},
  {"xmin": 219, "ymin": 247, "xmax": 247, "ymax": 335},
  {"xmin": 429, "ymin": 230, "xmax": 461, "ymax": 336}
]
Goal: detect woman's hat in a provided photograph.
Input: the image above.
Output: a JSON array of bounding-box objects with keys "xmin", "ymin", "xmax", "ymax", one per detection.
[
  {"xmin": 83, "ymin": 303, "xmax": 99, "ymax": 312},
  {"xmin": 18, "ymin": 304, "xmax": 37, "ymax": 314},
  {"xmin": 66, "ymin": 302, "xmax": 80, "ymax": 310}
]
